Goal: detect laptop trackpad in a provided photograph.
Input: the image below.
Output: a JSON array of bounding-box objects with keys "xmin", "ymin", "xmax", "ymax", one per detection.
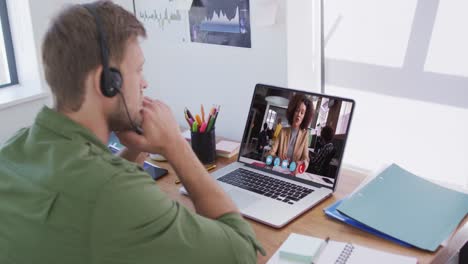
[{"xmin": 227, "ymin": 189, "xmax": 260, "ymax": 209}]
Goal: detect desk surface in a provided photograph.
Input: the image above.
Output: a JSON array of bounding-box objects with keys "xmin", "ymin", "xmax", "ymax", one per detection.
[{"xmin": 150, "ymin": 156, "xmax": 467, "ymax": 264}]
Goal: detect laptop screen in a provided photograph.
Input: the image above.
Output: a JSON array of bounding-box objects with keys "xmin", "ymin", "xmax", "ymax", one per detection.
[{"xmin": 238, "ymin": 84, "xmax": 355, "ymax": 190}]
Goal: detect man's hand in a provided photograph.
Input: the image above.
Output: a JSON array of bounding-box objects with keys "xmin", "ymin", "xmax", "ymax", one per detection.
[{"xmin": 115, "ymin": 97, "xmax": 183, "ymax": 156}]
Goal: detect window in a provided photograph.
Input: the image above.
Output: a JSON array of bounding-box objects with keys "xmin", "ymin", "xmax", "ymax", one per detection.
[
  {"xmin": 335, "ymin": 101, "xmax": 352, "ymax": 135},
  {"xmin": 265, "ymin": 109, "xmax": 277, "ymax": 130},
  {"xmin": 0, "ymin": 0, "xmax": 18, "ymax": 88}
]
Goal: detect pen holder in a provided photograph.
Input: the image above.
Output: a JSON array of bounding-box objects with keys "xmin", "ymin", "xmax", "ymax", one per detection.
[{"xmin": 191, "ymin": 128, "xmax": 216, "ymax": 165}]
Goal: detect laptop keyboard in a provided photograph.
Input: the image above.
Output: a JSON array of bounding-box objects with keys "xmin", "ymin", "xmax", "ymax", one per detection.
[{"xmin": 218, "ymin": 168, "xmax": 314, "ymax": 205}]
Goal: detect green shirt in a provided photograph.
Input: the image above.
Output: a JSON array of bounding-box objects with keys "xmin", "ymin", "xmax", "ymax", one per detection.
[{"xmin": 0, "ymin": 107, "xmax": 264, "ymax": 263}]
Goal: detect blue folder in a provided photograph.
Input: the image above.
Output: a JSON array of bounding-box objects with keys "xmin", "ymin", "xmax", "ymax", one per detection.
[
  {"xmin": 336, "ymin": 164, "xmax": 468, "ymax": 251},
  {"xmin": 324, "ymin": 199, "xmax": 413, "ymax": 248}
]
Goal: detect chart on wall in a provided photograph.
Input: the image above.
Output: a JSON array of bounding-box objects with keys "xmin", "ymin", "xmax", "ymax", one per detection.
[
  {"xmin": 133, "ymin": 0, "xmax": 192, "ymax": 44},
  {"xmin": 133, "ymin": 0, "xmax": 251, "ymax": 48},
  {"xmin": 189, "ymin": 0, "xmax": 251, "ymax": 48}
]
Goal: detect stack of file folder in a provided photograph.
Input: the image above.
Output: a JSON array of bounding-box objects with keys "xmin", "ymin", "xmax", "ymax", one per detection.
[{"xmin": 324, "ymin": 164, "xmax": 468, "ymax": 251}]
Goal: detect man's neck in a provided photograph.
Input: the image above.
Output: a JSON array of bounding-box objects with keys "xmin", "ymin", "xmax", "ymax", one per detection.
[{"xmin": 60, "ymin": 109, "xmax": 110, "ymax": 145}]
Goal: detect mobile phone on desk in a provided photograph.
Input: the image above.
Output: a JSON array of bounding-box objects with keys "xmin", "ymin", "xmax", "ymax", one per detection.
[
  {"xmin": 322, "ymin": 177, "xmax": 333, "ymax": 184},
  {"xmin": 143, "ymin": 161, "xmax": 168, "ymax": 180}
]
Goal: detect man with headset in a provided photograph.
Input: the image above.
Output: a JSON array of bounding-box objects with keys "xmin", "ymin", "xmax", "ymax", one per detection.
[{"xmin": 0, "ymin": 1, "xmax": 263, "ymax": 263}]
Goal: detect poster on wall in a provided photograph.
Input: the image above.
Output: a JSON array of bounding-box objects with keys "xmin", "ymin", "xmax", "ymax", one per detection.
[
  {"xmin": 133, "ymin": 0, "xmax": 192, "ymax": 44},
  {"xmin": 133, "ymin": 0, "xmax": 251, "ymax": 48},
  {"xmin": 189, "ymin": 0, "xmax": 251, "ymax": 48}
]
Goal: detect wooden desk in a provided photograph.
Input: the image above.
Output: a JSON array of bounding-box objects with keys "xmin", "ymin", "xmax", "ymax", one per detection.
[{"xmin": 150, "ymin": 157, "xmax": 467, "ymax": 264}]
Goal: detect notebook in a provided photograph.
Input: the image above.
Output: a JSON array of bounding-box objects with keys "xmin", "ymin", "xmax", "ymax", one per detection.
[
  {"xmin": 267, "ymin": 233, "xmax": 417, "ymax": 264},
  {"xmin": 336, "ymin": 163, "xmax": 468, "ymax": 251},
  {"xmin": 315, "ymin": 241, "xmax": 417, "ymax": 264},
  {"xmin": 216, "ymin": 140, "xmax": 240, "ymax": 158}
]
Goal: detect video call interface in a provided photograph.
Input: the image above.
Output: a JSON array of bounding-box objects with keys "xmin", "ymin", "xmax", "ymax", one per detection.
[{"xmin": 239, "ymin": 86, "xmax": 354, "ymax": 188}]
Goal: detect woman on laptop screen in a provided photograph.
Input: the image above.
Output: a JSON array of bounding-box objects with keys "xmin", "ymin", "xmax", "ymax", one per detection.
[{"xmin": 268, "ymin": 94, "xmax": 314, "ymax": 174}]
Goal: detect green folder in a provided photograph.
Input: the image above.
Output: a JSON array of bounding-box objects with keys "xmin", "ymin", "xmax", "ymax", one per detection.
[{"xmin": 337, "ymin": 163, "xmax": 468, "ymax": 251}]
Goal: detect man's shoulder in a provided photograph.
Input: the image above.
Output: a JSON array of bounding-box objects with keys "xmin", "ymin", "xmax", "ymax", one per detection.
[
  {"xmin": 46, "ymin": 140, "xmax": 149, "ymax": 201},
  {"xmin": 2, "ymin": 129, "xmax": 142, "ymax": 196},
  {"xmin": 67, "ymin": 141, "xmax": 143, "ymax": 180}
]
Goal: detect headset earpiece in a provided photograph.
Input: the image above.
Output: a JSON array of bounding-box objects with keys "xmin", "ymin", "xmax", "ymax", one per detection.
[
  {"xmin": 109, "ymin": 68, "xmax": 123, "ymax": 90},
  {"xmin": 101, "ymin": 68, "xmax": 122, "ymax": 97}
]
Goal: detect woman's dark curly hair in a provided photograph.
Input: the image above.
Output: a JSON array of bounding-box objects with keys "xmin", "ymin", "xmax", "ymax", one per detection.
[{"xmin": 286, "ymin": 94, "xmax": 314, "ymax": 130}]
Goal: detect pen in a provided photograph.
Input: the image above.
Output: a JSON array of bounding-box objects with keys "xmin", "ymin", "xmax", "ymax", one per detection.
[
  {"xmin": 312, "ymin": 237, "xmax": 329, "ymax": 263},
  {"xmin": 206, "ymin": 164, "xmax": 216, "ymax": 171},
  {"xmin": 211, "ymin": 110, "xmax": 219, "ymax": 128},
  {"xmin": 184, "ymin": 112, "xmax": 191, "ymax": 127}
]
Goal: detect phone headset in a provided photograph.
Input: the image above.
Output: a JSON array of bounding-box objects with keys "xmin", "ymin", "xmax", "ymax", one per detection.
[{"xmin": 83, "ymin": 3, "xmax": 143, "ymax": 135}]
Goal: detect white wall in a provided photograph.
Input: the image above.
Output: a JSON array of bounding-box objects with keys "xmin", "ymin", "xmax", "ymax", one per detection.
[
  {"xmin": 0, "ymin": 99, "xmax": 48, "ymax": 143},
  {"xmin": 324, "ymin": 0, "xmax": 468, "ymax": 186},
  {"xmin": 138, "ymin": 1, "xmax": 289, "ymax": 141}
]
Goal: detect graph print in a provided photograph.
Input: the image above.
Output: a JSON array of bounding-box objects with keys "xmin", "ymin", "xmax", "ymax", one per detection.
[
  {"xmin": 133, "ymin": 0, "xmax": 191, "ymax": 44},
  {"xmin": 189, "ymin": 0, "xmax": 251, "ymax": 48}
]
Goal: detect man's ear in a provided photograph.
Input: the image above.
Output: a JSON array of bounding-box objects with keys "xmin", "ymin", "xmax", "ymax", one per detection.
[{"xmin": 90, "ymin": 65, "xmax": 104, "ymax": 97}]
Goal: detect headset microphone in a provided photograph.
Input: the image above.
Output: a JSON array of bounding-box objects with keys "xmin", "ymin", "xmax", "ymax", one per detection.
[
  {"xmin": 83, "ymin": 3, "xmax": 143, "ymax": 135},
  {"xmin": 116, "ymin": 90, "xmax": 144, "ymax": 135}
]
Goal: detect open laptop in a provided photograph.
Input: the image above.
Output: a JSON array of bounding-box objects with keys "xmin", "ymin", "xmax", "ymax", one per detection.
[{"xmin": 181, "ymin": 84, "xmax": 355, "ymax": 228}]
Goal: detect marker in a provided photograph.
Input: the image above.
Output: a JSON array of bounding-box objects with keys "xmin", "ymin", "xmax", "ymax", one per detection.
[
  {"xmin": 195, "ymin": 114, "xmax": 202, "ymax": 126},
  {"xmin": 192, "ymin": 121, "xmax": 198, "ymax": 132},
  {"xmin": 201, "ymin": 104, "xmax": 205, "ymax": 123},
  {"xmin": 206, "ymin": 115, "xmax": 215, "ymax": 132},
  {"xmin": 200, "ymin": 122, "xmax": 207, "ymax": 133}
]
